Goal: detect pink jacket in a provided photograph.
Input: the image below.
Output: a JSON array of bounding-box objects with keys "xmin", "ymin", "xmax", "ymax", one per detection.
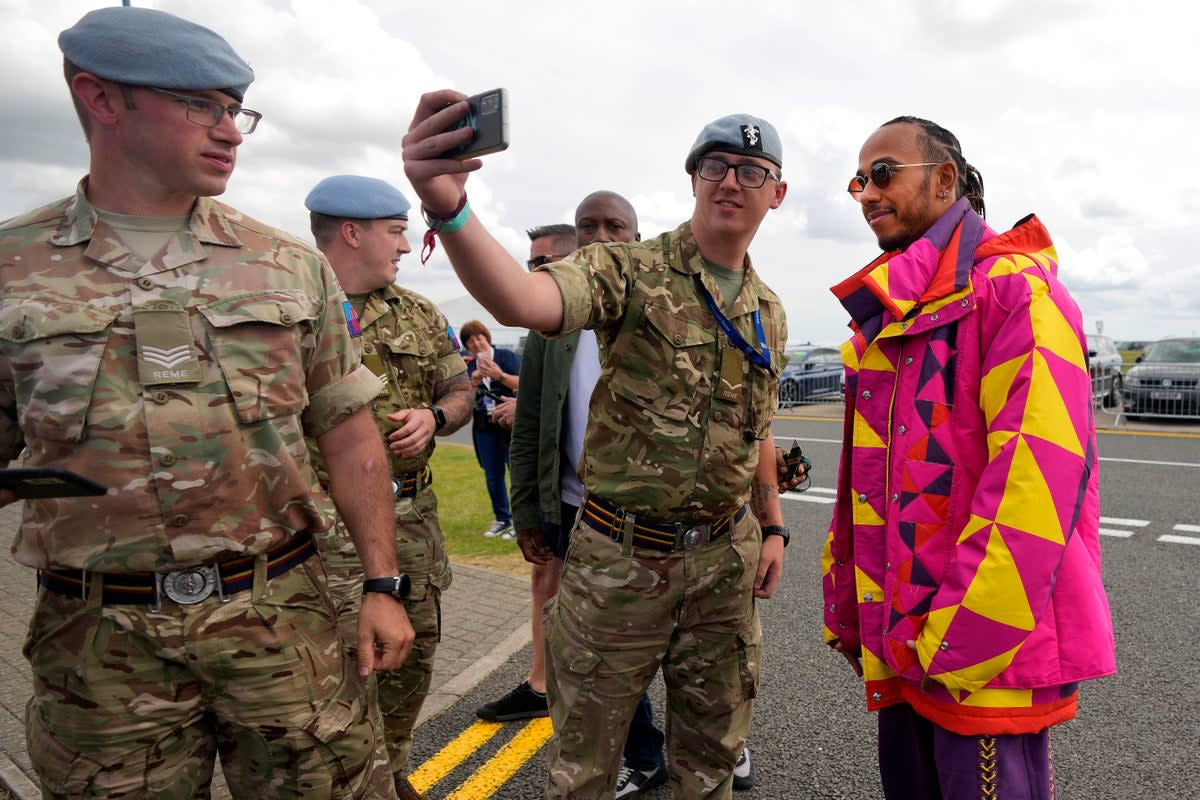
[{"xmin": 823, "ymin": 200, "xmax": 1116, "ymax": 734}]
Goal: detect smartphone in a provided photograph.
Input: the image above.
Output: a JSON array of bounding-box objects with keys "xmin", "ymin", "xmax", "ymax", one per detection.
[
  {"xmin": 0, "ymin": 468, "xmax": 108, "ymax": 499},
  {"xmin": 482, "ymin": 388, "xmax": 506, "ymax": 403},
  {"xmin": 439, "ymin": 89, "xmax": 510, "ymax": 160},
  {"xmin": 783, "ymin": 441, "xmax": 810, "ymax": 482}
]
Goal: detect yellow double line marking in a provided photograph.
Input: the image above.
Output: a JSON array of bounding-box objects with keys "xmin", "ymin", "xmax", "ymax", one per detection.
[{"xmin": 409, "ymin": 718, "xmax": 555, "ymax": 799}]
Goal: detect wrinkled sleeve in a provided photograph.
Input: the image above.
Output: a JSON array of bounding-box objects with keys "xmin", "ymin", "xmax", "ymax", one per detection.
[
  {"xmin": 821, "ymin": 529, "xmax": 839, "ymax": 645},
  {"xmin": 918, "ymin": 260, "xmax": 1095, "ymax": 694},
  {"xmin": 538, "ymin": 242, "xmax": 633, "ymax": 339},
  {"xmin": 301, "ymin": 254, "xmax": 384, "ymax": 438},
  {"xmin": 433, "ymin": 311, "xmax": 468, "ymax": 383},
  {"xmin": 0, "ymin": 373, "xmax": 21, "ymax": 461}
]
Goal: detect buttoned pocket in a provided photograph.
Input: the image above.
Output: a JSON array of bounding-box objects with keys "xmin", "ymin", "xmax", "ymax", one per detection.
[
  {"xmin": 0, "ymin": 298, "xmax": 117, "ymax": 442},
  {"xmin": 608, "ymin": 301, "xmax": 714, "ymax": 421},
  {"xmin": 199, "ymin": 291, "xmax": 316, "ymax": 422}
]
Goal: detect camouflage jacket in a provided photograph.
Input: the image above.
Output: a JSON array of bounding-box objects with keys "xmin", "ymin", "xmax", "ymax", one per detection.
[
  {"xmin": 0, "ymin": 181, "xmax": 382, "ymax": 572},
  {"xmin": 541, "ymin": 220, "xmax": 787, "ymax": 520},
  {"xmin": 308, "ymin": 284, "xmax": 466, "ymax": 481}
]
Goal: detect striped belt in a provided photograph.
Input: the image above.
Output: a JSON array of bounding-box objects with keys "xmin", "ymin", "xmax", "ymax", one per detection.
[
  {"xmin": 392, "ymin": 467, "xmax": 431, "ymax": 500},
  {"xmin": 37, "ymin": 531, "xmax": 315, "ymax": 609},
  {"xmin": 581, "ymin": 494, "xmax": 747, "ymax": 552}
]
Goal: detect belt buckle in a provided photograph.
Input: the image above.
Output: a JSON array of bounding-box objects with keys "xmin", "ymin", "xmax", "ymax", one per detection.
[
  {"xmin": 391, "ymin": 477, "xmax": 403, "ymax": 499},
  {"xmin": 680, "ymin": 524, "xmax": 711, "ymax": 551},
  {"xmin": 161, "ymin": 565, "xmax": 217, "ymax": 605}
]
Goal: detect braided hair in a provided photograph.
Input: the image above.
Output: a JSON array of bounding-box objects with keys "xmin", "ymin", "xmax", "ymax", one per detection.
[{"xmin": 882, "ymin": 116, "xmax": 985, "ymax": 219}]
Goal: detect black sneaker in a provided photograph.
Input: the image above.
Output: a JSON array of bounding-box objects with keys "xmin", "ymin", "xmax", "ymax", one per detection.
[
  {"xmin": 474, "ymin": 681, "xmax": 548, "ymax": 721},
  {"xmin": 732, "ymin": 745, "xmax": 757, "ymax": 791},
  {"xmin": 614, "ymin": 762, "xmax": 668, "ymax": 798}
]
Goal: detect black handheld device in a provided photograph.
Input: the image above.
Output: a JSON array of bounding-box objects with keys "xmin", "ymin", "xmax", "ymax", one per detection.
[
  {"xmin": 438, "ymin": 89, "xmax": 510, "ymax": 160},
  {"xmin": 0, "ymin": 468, "xmax": 108, "ymax": 499}
]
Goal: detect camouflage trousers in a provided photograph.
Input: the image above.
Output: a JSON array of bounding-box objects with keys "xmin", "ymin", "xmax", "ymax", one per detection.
[
  {"xmin": 319, "ymin": 486, "xmax": 449, "ymax": 778},
  {"xmin": 544, "ymin": 510, "xmax": 762, "ymax": 800},
  {"xmin": 24, "ymin": 553, "xmax": 396, "ymax": 800}
]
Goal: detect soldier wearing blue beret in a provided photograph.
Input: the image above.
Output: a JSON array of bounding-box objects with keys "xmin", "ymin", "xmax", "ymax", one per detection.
[
  {"xmin": 1, "ymin": 7, "xmax": 412, "ymax": 797},
  {"xmin": 304, "ymin": 174, "xmax": 474, "ymax": 800}
]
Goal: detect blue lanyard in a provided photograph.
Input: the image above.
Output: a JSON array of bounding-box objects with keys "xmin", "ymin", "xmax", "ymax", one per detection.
[{"xmin": 693, "ymin": 275, "xmax": 771, "ymax": 369}]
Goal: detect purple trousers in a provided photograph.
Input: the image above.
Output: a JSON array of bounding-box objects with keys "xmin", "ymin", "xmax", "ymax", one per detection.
[{"xmin": 878, "ymin": 704, "xmax": 1058, "ymax": 800}]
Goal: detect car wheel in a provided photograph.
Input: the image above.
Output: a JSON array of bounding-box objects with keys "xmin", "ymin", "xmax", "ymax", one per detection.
[
  {"xmin": 1103, "ymin": 375, "xmax": 1123, "ymax": 408},
  {"xmin": 779, "ymin": 380, "xmax": 799, "ymax": 408}
]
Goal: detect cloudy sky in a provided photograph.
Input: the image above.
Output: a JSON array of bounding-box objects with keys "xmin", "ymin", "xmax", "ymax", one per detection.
[{"xmin": 2, "ymin": 0, "xmax": 1195, "ymax": 346}]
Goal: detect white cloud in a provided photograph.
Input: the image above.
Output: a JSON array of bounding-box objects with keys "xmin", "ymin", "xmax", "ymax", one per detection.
[{"xmin": 0, "ymin": 0, "xmax": 1194, "ymax": 344}]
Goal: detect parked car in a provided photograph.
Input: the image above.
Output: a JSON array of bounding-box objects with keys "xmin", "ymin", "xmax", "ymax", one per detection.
[
  {"xmin": 778, "ymin": 346, "xmax": 843, "ymax": 407},
  {"xmin": 1123, "ymin": 337, "xmax": 1200, "ymax": 418},
  {"xmin": 1086, "ymin": 334, "xmax": 1124, "ymax": 408}
]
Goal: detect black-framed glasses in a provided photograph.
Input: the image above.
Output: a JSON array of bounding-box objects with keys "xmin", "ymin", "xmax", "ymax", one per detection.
[
  {"xmin": 526, "ymin": 254, "xmax": 568, "ymax": 269},
  {"xmin": 847, "ymin": 161, "xmax": 941, "ymax": 196},
  {"xmin": 695, "ymin": 156, "xmax": 779, "ymax": 189},
  {"xmin": 148, "ymin": 87, "xmax": 263, "ymax": 134}
]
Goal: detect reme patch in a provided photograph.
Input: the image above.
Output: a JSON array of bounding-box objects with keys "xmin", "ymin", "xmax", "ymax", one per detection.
[
  {"xmin": 740, "ymin": 124, "xmax": 762, "ymax": 151},
  {"xmin": 133, "ymin": 301, "xmax": 200, "ymax": 386}
]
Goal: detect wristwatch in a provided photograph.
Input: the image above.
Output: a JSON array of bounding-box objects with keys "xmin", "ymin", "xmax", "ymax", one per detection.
[
  {"xmin": 362, "ymin": 575, "xmax": 412, "ymax": 600},
  {"xmin": 761, "ymin": 525, "xmax": 790, "ymax": 547},
  {"xmin": 430, "ymin": 405, "xmax": 447, "ymax": 431}
]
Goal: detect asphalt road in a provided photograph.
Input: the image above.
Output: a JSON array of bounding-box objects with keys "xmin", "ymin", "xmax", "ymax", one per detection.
[{"xmin": 417, "ymin": 411, "xmax": 1200, "ymax": 799}]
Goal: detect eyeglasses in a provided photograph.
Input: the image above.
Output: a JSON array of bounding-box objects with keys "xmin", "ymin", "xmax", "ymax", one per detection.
[
  {"xmin": 695, "ymin": 156, "xmax": 779, "ymax": 189},
  {"xmin": 847, "ymin": 162, "xmax": 941, "ymax": 196},
  {"xmin": 148, "ymin": 87, "xmax": 263, "ymax": 134},
  {"xmin": 526, "ymin": 254, "xmax": 568, "ymax": 269}
]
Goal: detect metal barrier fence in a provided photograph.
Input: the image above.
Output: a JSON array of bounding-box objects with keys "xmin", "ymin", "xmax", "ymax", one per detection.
[{"xmin": 1096, "ymin": 362, "xmax": 1200, "ymax": 424}]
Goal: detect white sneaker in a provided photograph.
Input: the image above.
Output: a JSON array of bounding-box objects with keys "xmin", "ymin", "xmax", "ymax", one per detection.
[
  {"xmin": 500, "ymin": 529, "xmax": 517, "ymax": 541},
  {"xmin": 482, "ymin": 520, "xmax": 512, "ymax": 538},
  {"xmin": 732, "ymin": 745, "xmax": 757, "ymax": 791},
  {"xmin": 614, "ymin": 763, "xmax": 668, "ymax": 798}
]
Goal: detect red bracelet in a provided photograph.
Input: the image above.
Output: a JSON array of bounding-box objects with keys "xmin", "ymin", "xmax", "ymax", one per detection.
[{"xmin": 420, "ymin": 194, "xmax": 469, "ymax": 265}]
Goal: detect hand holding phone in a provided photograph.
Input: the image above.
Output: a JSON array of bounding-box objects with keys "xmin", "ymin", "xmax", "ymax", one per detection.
[{"xmin": 437, "ymin": 89, "xmax": 509, "ymax": 160}]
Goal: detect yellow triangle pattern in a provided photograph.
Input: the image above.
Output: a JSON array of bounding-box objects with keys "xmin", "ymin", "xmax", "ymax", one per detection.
[
  {"xmin": 956, "ymin": 514, "xmax": 993, "ymax": 546},
  {"xmin": 961, "ymin": 686, "xmax": 1033, "ymax": 708},
  {"xmin": 860, "ymin": 346, "xmax": 897, "ymax": 373},
  {"xmin": 853, "ymin": 409, "xmax": 886, "ymax": 450},
  {"xmin": 985, "ymin": 253, "xmax": 1031, "ymax": 279},
  {"xmin": 861, "ymin": 647, "xmax": 896, "ymax": 682},
  {"xmin": 1022, "ymin": 351, "xmax": 1085, "ymax": 457},
  {"xmin": 1029, "ymin": 292, "xmax": 1086, "ymax": 371},
  {"xmin": 980, "ymin": 353, "xmax": 1028, "ymax": 428},
  {"xmin": 852, "ymin": 491, "xmax": 885, "ymax": 527},
  {"xmin": 986, "ymin": 429, "xmax": 1017, "ymax": 462},
  {"xmin": 934, "ymin": 643, "xmax": 1023, "ymax": 694},
  {"xmin": 960, "ymin": 526, "xmax": 1035, "ymax": 630},
  {"xmin": 993, "ymin": 435, "xmax": 1065, "ymax": 544},
  {"xmin": 855, "ymin": 565, "xmax": 883, "ymax": 597}
]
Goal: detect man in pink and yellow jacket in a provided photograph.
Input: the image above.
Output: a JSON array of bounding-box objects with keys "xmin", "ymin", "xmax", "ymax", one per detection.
[{"xmin": 824, "ymin": 116, "xmax": 1116, "ymax": 800}]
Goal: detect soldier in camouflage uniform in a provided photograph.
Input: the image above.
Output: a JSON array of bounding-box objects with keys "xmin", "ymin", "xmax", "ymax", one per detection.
[
  {"xmin": 403, "ymin": 94, "xmax": 792, "ymax": 799},
  {"xmin": 0, "ymin": 8, "xmax": 413, "ymax": 798},
  {"xmin": 304, "ymin": 175, "xmax": 473, "ymax": 800}
]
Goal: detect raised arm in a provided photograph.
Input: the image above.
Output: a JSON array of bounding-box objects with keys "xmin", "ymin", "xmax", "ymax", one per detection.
[{"xmin": 402, "ymin": 90, "xmax": 564, "ymax": 332}]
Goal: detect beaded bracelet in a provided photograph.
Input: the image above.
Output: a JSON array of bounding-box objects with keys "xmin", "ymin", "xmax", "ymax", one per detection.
[{"xmin": 420, "ymin": 194, "xmax": 470, "ymax": 264}]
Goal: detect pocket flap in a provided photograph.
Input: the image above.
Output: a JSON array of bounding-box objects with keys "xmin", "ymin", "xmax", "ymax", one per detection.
[
  {"xmin": 0, "ymin": 299, "xmax": 117, "ymax": 342},
  {"xmin": 199, "ymin": 291, "xmax": 315, "ymax": 329},
  {"xmin": 643, "ymin": 302, "xmax": 713, "ymax": 348}
]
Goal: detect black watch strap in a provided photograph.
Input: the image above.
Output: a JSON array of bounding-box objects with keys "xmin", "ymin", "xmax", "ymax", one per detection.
[
  {"xmin": 430, "ymin": 405, "xmax": 447, "ymax": 431},
  {"xmin": 761, "ymin": 525, "xmax": 790, "ymax": 547},
  {"xmin": 362, "ymin": 574, "xmax": 412, "ymax": 600}
]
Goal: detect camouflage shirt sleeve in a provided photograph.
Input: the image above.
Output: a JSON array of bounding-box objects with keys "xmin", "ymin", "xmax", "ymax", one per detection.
[
  {"xmin": 300, "ymin": 257, "xmax": 385, "ymax": 439},
  {"xmin": 537, "ymin": 242, "xmax": 636, "ymax": 338}
]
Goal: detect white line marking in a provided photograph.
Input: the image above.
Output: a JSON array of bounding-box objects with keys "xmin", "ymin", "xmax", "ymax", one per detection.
[
  {"xmin": 1099, "ymin": 529, "xmax": 1135, "ymax": 538},
  {"xmin": 1173, "ymin": 524, "xmax": 1200, "ymax": 533},
  {"xmin": 808, "ymin": 487, "xmax": 837, "ymax": 495},
  {"xmin": 781, "ymin": 493, "xmax": 835, "ymax": 505},
  {"xmin": 1099, "ymin": 517, "xmax": 1150, "ymax": 527},
  {"xmin": 1158, "ymin": 534, "xmax": 1200, "ymax": 546},
  {"xmin": 1098, "ymin": 457, "xmax": 1200, "ymax": 468},
  {"xmin": 772, "ymin": 437, "xmax": 843, "ymax": 445}
]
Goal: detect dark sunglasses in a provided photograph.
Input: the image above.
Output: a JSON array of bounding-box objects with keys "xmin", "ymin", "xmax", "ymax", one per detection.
[
  {"xmin": 526, "ymin": 254, "xmax": 568, "ymax": 269},
  {"xmin": 847, "ymin": 161, "xmax": 941, "ymax": 196}
]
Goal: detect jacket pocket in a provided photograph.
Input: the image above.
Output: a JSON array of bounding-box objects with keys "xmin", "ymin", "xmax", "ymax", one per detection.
[
  {"xmin": 608, "ymin": 301, "xmax": 714, "ymax": 421},
  {"xmin": 199, "ymin": 291, "xmax": 316, "ymax": 423},
  {"xmin": 0, "ymin": 298, "xmax": 116, "ymax": 442}
]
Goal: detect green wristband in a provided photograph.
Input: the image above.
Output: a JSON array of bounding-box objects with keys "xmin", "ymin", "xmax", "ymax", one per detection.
[{"xmin": 439, "ymin": 198, "xmax": 471, "ymax": 234}]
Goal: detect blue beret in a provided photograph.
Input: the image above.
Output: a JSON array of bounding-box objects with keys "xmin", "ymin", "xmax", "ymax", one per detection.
[
  {"xmin": 59, "ymin": 7, "xmax": 253, "ymax": 102},
  {"xmin": 685, "ymin": 114, "xmax": 783, "ymax": 174},
  {"xmin": 305, "ymin": 176, "xmax": 411, "ymax": 221}
]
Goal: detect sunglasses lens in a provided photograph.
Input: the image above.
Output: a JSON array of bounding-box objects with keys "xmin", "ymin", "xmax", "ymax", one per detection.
[
  {"xmin": 848, "ymin": 176, "xmax": 867, "ymax": 194},
  {"xmin": 870, "ymin": 163, "xmax": 894, "ymax": 190}
]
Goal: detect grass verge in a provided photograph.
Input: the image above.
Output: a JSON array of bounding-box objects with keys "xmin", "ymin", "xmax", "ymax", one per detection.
[{"xmin": 429, "ymin": 442, "xmax": 530, "ymax": 579}]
